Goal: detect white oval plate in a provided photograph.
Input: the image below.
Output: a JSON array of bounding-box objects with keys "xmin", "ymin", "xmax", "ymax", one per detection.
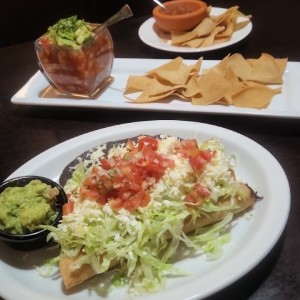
[
  {"xmin": 0, "ymin": 120, "xmax": 290, "ymax": 300},
  {"xmin": 138, "ymin": 7, "xmax": 252, "ymax": 53}
]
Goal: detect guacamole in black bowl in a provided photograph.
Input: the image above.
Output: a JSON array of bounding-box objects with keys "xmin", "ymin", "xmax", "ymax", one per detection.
[{"xmin": 0, "ymin": 176, "xmax": 67, "ymax": 250}]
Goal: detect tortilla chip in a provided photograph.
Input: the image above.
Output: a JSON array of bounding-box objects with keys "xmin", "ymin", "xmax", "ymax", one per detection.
[
  {"xmin": 234, "ymin": 19, "xmax": 251, "ymax": 31},
  {"xmin": 193, "ymin": 17, "xmax": 216, "ymax": 35},
  {"xmin": 214, "ymin": 37, "xmax": 231, "ymax": 44},
  {"xmin": 181, "ymin": 74, "xmax": 202, "ymax": 99},
  {"xmin": 192, "ymin": 69, "xmax": 232, "ymax": 105},
  {"xmin": 182, "ymin": 38, "xmax": 206, "ymax": 48},
  {"xmin": 212, "ymin": 6, "xmax": 240, "ymax": 25},
  {"xmin": 170, "ymin": 6, "xmax": 251, "ymax": 49},
  {"xmin": 124, "ymin": 54, "xmax": 287, "ymax": 109},
  {"xmin": 124, "ymin": 75, "xmax": 154, "ymax": 94},
  {"xmin": 232, "ymin": 86, "xmax": 282, "ymax": 108},
  {"xmin": 216, "ymin": 19, "xmax": 234, "ymax": 39},
  {"xmin": 131, "ymin": 89, "xmax": 176, "ymax": 103},
  {"xmin": 148, "ymin": 57, "xmax": 191, "ymax": 85},
  {"xmin": 201, "ymin": 26, "xmax": 225, "ymax": 47},
  {"xmin": 125, "ymin": 77, "xmax": 182, "ymax": 103},
  {"xmin": 211, "ymin": 53, "xmax": 253, "ymax": 80},
  {"xmin": 171, "ymin": 17, "xmax": 216, "ymax": 45},
  {"xmin": 246, "ymin": 53, "xmax": 287, "ymax": 84},
  {"xmin": 171, "ymin": 31, "xmax": 198, "ymax": 45},
  {"xmin": 148, "ymin": 56, "xmax": 183, "ymax": 73}
]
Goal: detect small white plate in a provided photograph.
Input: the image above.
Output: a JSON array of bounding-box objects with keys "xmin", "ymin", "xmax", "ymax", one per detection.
[
  {"xmin": 138, "ymin": 7, "xmax": 252, "ymax": 53},
  {"xmin": 0, "ymin": 120, "xmax": 290, "ymax": 300}
]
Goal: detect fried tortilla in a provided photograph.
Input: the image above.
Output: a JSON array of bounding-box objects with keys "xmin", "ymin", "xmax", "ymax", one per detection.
[
  {"xmin": 60, "ymin": 182, "xmax": 256, "ymax": 289},
  {"xmin": 56, "ymin": 135, "xmax": 259, "ymax": 291}
]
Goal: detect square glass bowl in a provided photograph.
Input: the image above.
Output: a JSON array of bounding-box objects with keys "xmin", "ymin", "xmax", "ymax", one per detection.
[{"xmin": 35, "ymin": 26, "xmax": 114, "ymax": 98}]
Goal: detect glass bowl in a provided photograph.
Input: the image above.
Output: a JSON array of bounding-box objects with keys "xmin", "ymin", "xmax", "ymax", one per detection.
[
  {"xmin": 0, "ymin": 176, "xmax": 67, "ymax": 250},
  {"xmin": 35, "ymin": 25, "xmax": 114, "ymax": 98},
  {"xmin": 152, "ymin": 0, "xmax": 208, "ymax": 32}
]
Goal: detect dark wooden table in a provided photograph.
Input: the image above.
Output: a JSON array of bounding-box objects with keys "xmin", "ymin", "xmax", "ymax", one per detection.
[{"xmin": 0, "ymin": 0, "xmax": 300, "ymax": 299}]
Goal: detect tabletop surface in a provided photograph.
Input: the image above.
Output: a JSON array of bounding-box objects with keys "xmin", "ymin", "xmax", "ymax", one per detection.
[{"xmin": 0, "ymin": 0, "xmax": 300, "ymax": 299}]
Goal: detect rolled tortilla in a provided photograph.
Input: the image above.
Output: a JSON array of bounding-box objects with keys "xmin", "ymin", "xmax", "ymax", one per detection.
[{"xmin": 59, "ymin": 182, "xmax": 256, "ymax": 289}]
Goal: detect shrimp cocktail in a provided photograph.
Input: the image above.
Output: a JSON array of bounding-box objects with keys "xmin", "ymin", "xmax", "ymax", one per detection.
[{"xmin": 35, "ymin": 16, "xmax": 114, "ymax": 98}]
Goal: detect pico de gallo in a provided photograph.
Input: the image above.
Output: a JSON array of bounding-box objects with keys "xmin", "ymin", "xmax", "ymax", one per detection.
[
  {"xmin": 63, "ymin": 136, "xmax": 216, "ymax": 214},
  {"xmin": 35, "ymin": 16, "xmax": 114, "ymax": 97},
  {"xmin": 45, "ymin": 135, "xmax": 246, "ymax": 294}
]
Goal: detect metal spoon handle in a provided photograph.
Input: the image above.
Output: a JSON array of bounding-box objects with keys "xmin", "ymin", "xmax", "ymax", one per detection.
[
  {"xmin": 153, "ymin": 0, "xmax": 166, "ymax": 9},
  {"xmin": 95, "ymin": 5, "xmax": 133, "ymax": 34}
]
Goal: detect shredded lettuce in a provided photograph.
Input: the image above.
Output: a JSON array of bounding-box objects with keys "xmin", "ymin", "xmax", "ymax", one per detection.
[
  {"xmin": 63, "ymin": 160, "xmax": 85, "ymax": 196},
  {"xmin": 44, "ymin": 136, "xmax": 246, "ymax": 295}
]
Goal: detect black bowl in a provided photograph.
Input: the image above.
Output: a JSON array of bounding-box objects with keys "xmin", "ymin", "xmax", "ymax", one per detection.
[{"xmin": 0, "ymin": 175, "xmax": 67, "ymax": 250}]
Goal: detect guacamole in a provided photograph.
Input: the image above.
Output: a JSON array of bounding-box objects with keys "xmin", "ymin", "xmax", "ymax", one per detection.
[
  {"xmin": 0, "ymin": 179, "xmax": 59, "ymax": 234},
  {"xmin": 46, "ymin": 15, "xmax": 95, "ymax": 49}
]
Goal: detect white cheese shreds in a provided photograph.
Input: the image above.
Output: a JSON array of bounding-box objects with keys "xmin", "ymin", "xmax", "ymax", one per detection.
[{"xmin": 45, "ymin": 135, "xmax": 246, "ymax": 295}]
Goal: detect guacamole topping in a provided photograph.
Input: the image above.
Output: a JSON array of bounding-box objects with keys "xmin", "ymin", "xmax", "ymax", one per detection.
[
  {"xmin": 0, "ymin": 180, "xmax": 59, "ymax": 234},
  {"xmin": 46, "ymin": 15, "xmax": 94, "ymax": 49}
]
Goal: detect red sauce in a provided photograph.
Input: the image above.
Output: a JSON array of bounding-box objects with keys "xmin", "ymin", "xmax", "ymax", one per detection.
[
  {"xmin": 164, "ymin": 5, "xmax": 197, "ymax": 16},
  {"xmin": 36, "ymin": 28, "xmax": 114, "ymax": 97}
]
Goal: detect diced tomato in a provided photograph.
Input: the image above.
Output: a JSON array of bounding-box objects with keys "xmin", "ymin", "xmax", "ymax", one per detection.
[
  {"xmin": 62, "ymin": 201, "xmax": 74, "ymax": 216},
  {"xmin": 138, "ymin": 136, "xmax": 158, "ymax": 151},
  {"xmin": 194, "ymin": 183, "xmax": 211, "ymax": 197},
  {"xmin": 124, "ymin": 139, "xmax": 138, "ymax": 158},
  {"xmin": 163, "ymin": 157, "xmax": 176, "ymax": 168},
  {"xmin": 175, "ymin": 139, "xmax": 198, "ymax": 158},
  {"xmin": 176, "ymin": 139, "xmax": 214, "ymax": 171},
  {"xmin": 141, "ymin": 145, "xmax": 157, "ymax": 161},
  {"xmin": 144, "ymin": 161, "xmax": 164, "ymax": 179},
  {"xmin": 140, "ymin": 192, "xmax": 151, "ymax": 207},
  {"xmin": 184, "ymin": 183, "xmax": 210, "ymax": 207},
  {"xmin": 189, "ymin": 154, "xmax": 207, "ymax": 171},
  {"xmin": 181, "ymin": 139, "xmax": 198, "ymax": 148},
  {"xmin": 91, "ymin": 166, "xmax": 100, "ymax": 174},
  {"xmin": 200, "ymin": 149, "xmax": 215, "ymax": 162},
  {"xmin": 126, "ymin": 139, "xmax": 136, "ymax": 150},
  {"xmin": 184, "ymin": 192, "xmax": 202, "ymax": 207},
  {"xmin": 78, "ymin": 136, "xmax": 174, "ymax": 212},
  {"xmin": 82, "ymin": 176, "xmax": 99, "ymax": 189},
  {"xmin": 100, "ymin": 175, "xmax": 112, "ymax": 191},
  {"xmin": 98, "ymin": 194, "xmax": 107, "ymax": 205},
  {"xmin": 109, "ymin": 197, "xmax": 123, "ymax": 209},
  {"xmin": 80, "ymin": 186, "xmax": 99, "ymax": 201},
  {"xmin": 100, "ymin": 158, "xmax": 111, "ymax": 170},
  {"xmin": 128, "ymin": 182, "xmax": 141, "ymax": 192},
  {"xmin": 118, "ymin": 164, "xmax": 132, "ymax": 176}
]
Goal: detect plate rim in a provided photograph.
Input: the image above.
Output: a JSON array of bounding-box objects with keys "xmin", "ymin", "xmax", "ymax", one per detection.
[
  {"xmin": 138, "ymin": 7, "xmax": 253, "ymax": 53},
  {"xmin": 0, "ymin": 120, "xmax": 291, "ymax": 300}
]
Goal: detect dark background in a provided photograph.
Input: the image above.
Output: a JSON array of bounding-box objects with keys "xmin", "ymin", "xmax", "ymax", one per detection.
[
  {"xmin": 1, "ymin": 0, "xmax": 154, "ymax": 47},
  {"xmin": 0, "ymin": 0, "xmax": 300, "ymax": 299}
]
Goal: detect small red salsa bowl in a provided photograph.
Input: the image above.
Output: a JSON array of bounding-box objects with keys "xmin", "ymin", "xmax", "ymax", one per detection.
[
  {"xmin": 153, "ymin": 0, "xmax": 208, "ymax": 32},
  {"xmin": 35, "ymin": 25, "xmax": 114, "ymax": 98}
]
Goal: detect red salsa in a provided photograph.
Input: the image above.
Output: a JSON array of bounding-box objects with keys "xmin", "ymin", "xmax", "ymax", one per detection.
[{"xmin": 164, "ymin": 5, "xmax": 198, "ymax": 15}]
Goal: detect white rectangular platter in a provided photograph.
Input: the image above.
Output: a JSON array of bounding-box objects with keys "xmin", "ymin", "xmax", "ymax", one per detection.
[{"xmin": 11, "ymin": 58, "xmax": 300, "ymax": 118}]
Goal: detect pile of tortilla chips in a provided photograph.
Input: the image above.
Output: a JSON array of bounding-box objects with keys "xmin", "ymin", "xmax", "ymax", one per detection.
[
  {"xmin": 170, "ymin": 6, "xmax": 251, "ymax": 48},
  {"xmin": 124, "ymin": 53, "xmax": 288, "ymax": 109}
]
